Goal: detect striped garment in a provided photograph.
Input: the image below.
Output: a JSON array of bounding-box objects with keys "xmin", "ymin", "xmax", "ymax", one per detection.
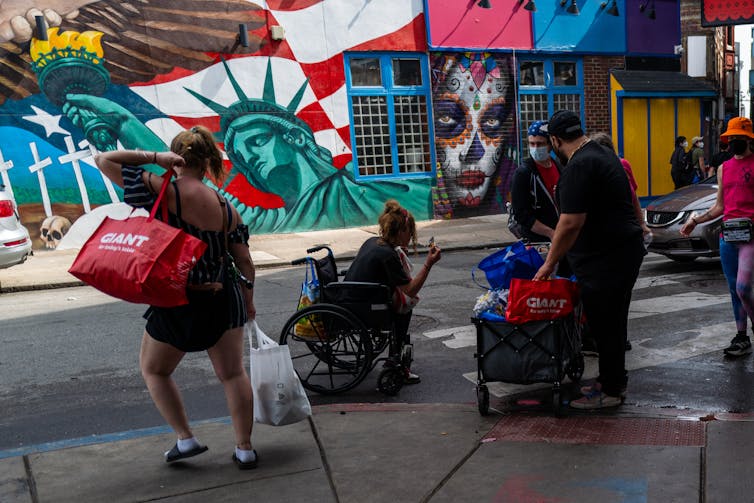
[{"xmin": 122, "ymin": 165, "xmax": 250, "ymax": 348}]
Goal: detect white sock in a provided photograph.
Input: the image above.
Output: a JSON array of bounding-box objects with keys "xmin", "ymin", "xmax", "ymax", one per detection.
[
  {"xmin": 235, "ymin": 446, "xmax": 257, "ymax": 463},
  {"xmin": 177, "ymin": 437, "xmax": 200, "ymax": 453}
]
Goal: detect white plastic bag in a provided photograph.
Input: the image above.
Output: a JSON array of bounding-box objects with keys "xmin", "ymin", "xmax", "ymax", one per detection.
[{"xmin": 247, "ymin": 320, "xmax": 312, "ymax": 426}]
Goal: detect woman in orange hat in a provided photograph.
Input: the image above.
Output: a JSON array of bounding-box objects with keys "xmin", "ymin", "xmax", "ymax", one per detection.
[{"xmin": 681, "ymin": 117, "xmax": 754, "ymax": 358}]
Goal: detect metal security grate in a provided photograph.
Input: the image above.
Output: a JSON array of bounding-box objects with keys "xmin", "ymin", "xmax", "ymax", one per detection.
[
  {"xmin": 352, "ymin": 95, "xmax": 392, "ymax": 176},
  {"xmin": 519, "ymin": 94, "xmax": 548, "ymax": 158},
  {"xmin": 552, "ymin": 93, "xmax": 581, "ymax": 113},
  {"xmin": 394, "ymin": 95, "xmax": 431, "ymax": 173}
]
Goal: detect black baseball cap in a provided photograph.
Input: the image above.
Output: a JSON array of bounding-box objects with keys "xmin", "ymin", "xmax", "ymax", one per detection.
[{"xmin": 546, "ymin": 110, "xmax": 582, "ymax": 137}]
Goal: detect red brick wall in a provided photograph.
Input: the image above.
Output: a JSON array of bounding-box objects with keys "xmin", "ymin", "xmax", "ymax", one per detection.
[{"xmin": 583, "ymin": 55, "xmax": 625, "ymax": 134}]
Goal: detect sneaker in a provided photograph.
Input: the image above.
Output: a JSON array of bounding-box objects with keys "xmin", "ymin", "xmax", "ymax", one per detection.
[
  {"xmin": 724, "ymin": 334, "xmax": 752, "ymax": 357},
  {"xmin": 404, "ymin": 371, "xmax": 421, "ymax": 385},
  {"xmin": 625, "ymin": 339, "xmax": 632, "ymax": 351},
  {"xmin": 581, "ymin": 337, "xmax": 599, "ymax": 357},
  {"xmin": 579, "ymin": 382, "xmax": 626, "ymax": 399},
  {"xmin": 570, "ymin": 391, "xmax": 623, "ymax": 409}
]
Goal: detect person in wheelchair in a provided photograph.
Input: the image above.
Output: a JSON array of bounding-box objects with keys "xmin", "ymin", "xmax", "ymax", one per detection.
[{"xmin": 345, "ymin": 200, "xmax": 442, "ymax": 384}]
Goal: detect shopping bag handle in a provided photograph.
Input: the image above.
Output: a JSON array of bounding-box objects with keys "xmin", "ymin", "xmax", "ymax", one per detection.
[
  {"xmin": 249, "ymin": 320, "xmax": 278, "ymax": 349},
  {"xmin": 471, "ymin": 267, "xmax": 491, "ymax": 290},
  {"xmin": 147, "ymin": 167, "xmax": 175, "ymax": 222}
]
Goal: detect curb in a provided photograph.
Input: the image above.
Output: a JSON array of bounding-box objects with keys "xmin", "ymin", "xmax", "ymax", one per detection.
[{"xmin": 0, "ymin": 241, "xmax": 511, "ymax": 295}]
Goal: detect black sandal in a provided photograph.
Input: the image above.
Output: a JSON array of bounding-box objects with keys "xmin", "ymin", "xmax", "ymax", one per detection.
[
  {"xmin": 165, "ymin": 443, "xmax": 209, "ymax": 463},
  {"xmin": 232, "ymin": 450, "xmax": 259, "ymax": 470}
]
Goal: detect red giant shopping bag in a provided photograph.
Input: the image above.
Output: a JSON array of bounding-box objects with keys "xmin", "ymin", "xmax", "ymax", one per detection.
[
  {"xmin": 68, "ymin": 169, "xmax": 207, "ymax": 307},
  {"xmin": 505, "ymin": 278, "xmax": 579, "ymax": 324}
]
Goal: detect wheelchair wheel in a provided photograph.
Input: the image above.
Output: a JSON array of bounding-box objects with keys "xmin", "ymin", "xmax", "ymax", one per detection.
[
  {"xmin": 377, "ymin": 367, "xmax": 404, "ymax": 396},
  {"xmin": 280, "ymin": 304, "xmax": 373, "ymax": 395}
]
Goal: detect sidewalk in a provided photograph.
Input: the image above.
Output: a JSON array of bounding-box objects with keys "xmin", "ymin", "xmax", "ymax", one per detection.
[
  {"xmin": 3, "ymin": 214, "xmax": 754, "ymax": 501},
  {"xmin": 2, "ymin": 403, "xmax": 754, "ymax": 502},
  {"xmin": 0, "ymin": 213, "xmax": 509, "ymax": 293}
]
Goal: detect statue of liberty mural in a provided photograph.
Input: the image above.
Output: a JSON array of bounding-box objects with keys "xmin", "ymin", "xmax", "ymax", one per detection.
[{"xmin": 61, "ymin": 57, "xmax": 432, "ymax": 233}]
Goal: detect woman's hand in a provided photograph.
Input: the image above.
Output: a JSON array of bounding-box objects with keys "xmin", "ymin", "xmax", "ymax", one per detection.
[
  {"xmin": 154, "ymin": 151, "xmax": 186, "ymax": 171},
  {"xmin": 425, "ymin": 245, "xmax": 442, "ymax": 268}
]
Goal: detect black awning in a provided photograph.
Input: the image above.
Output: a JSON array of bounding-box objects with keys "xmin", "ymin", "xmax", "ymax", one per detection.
[{"xmin": 611, "ymin": 70, "xmax": 716, "ymax": 96}]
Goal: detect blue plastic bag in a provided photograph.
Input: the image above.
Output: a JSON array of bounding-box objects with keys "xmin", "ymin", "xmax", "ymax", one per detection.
[{"xmin": 472, "ymin": 242, "xmax": 544, "ymax": 290}]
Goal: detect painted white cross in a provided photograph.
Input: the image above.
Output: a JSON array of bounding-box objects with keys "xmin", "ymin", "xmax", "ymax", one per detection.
[
  {"xmin": 0, "ymin": 149, "xmax": 14, "ymax": 201},
  {"xmin": 28, "ymin": 142, "xmax": 53, "ymax": 218},
  {"xmin": 58, "ymin": 136, "xmax": 91, "ymax": 213},
  {"xmin": 78, "ymin": 139, "xmax": 119, "ymax": 204}
]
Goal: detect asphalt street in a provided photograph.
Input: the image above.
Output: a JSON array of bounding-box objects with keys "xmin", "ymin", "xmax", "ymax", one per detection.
[{"xmin": 0, "ymin": 249, "xmax": 741, "ymax": 454}]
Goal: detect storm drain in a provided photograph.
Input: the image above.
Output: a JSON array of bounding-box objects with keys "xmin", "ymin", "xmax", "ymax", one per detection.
[{"xmin": 484, "ymin": 415, "xmax": 705, "ymax": 446}]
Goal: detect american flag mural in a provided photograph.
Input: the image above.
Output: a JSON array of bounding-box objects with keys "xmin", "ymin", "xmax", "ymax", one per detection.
[{"xmin": 0, "ymin": 0, "xmax": 431, "ymax": 245}]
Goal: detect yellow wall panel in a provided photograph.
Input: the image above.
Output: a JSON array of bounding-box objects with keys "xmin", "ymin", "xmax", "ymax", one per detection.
[
  {"xmin": 649, "ymin": 99, "xmax": 676, "ymax": 196},
  {"xmin": 610, "ymin": 75, "xmax": 622, "ymax": 147},
  {"xmin": 677, "ymin": 98, "xmax": 701, "ymax": 144},
  {"xmin": 621, "ymin": 98, "xmax": 648, "ymax": 195}
]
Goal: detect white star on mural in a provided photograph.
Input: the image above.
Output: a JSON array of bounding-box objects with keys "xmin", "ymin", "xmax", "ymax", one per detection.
[{"xmin": 22, "ymin": 105, "xmax": 69, "ymax": 138}]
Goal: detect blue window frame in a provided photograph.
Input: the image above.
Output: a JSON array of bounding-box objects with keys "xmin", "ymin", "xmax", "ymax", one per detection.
[
  {"xmin": 517, "ymin": 57, "xmax": 584, "ymax": 156},
  {"xmin": 345, "ymin": 52, "xmax": 434, "ymax": 179}
]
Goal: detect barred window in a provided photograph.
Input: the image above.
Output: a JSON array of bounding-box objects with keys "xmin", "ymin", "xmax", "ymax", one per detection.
[
  {"xmin": 518, "ymin": 58, "xmax": 583, "ymax": 159},
  {"xmin": 346, "ymin": 53, "xmax": 433, "ymax": 178}
]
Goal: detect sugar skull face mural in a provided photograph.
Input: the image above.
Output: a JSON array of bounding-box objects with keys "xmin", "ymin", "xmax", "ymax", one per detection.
[{"xmin": 431, "ymin": 53, "xmax": 517, "ymax": 219}]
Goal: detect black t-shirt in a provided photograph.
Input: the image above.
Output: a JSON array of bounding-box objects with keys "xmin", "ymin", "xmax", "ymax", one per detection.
[
  {"xmin": 344, "ymin": 237, "xmax": 410, "ymax": 287},
  {"xmin": 557, "ymin": 141, "xmax": 643, "ymax": 276}
]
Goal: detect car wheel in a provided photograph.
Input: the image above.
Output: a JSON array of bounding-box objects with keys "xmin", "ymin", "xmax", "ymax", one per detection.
[{"xmin": 668, "ymin": 256, "xmax": 697, "ymax": 263}]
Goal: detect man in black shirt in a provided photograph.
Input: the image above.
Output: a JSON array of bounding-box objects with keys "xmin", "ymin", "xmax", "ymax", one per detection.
[{"xmin": 534, "ymin": 110, "xmax": 645, "ymax": 409}]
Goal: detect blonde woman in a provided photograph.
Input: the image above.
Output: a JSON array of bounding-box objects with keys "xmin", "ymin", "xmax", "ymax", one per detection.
[{"xmin": 93, "ymin": 126, "xmax": 258, "ymax": 469}]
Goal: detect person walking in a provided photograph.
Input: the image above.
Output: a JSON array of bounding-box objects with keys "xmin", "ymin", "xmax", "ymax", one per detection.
[
  {"xmin": 93, "ymin": 126, "xmax": 258, "ymax": 469},
  {"xmin": 690, "ymin": 136, "xmax": 707, "ymax": 181},
  {"xmin": 681, "ymin": 117, "xmax": 754, "ymax": 357},
  {"xmin": 670, "ymin": 136, "xmax": 691, "ymax": 189},
  {"xmin": 535, "ymin": 110, "xmax": 645, "ymax": 409},
  {"xmin": 509, "ymin": 120, "xmax": 563, "ymax": 243}
]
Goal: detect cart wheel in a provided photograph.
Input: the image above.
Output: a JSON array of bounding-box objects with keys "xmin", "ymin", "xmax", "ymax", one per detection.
[
  {"xmin": 552, "ymin": 389, "xmax": 563, "ymax": 417},
  {"xmin": 477, "ymin": 384, "xmax": 490, "ymax": 416},
  {"xmin": 567, "ymin": 352, "xmax": 585, "ymax": 382},
  {"xmin": 377, "ymin": 367, "xmax": 404, "ymax": 396}
]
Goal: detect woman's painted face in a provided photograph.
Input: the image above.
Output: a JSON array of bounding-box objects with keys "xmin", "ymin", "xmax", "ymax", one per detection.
[
  {"xmin": 434, "ymin": 64, "xmax": 510, "ymax": 208},
  {"xmin": 231, "ymin": 120, "xmax": 293, "ymax": 191}
]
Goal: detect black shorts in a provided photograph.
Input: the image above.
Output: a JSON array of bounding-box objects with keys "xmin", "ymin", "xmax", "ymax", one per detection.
[{"xmin": 144, "ymin": 286, "xmax": 246, "ymax": 352}]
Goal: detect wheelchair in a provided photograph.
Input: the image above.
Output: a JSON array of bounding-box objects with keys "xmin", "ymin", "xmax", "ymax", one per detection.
[{"xmin": 279, "ymin": 245, "xmax": 413, "ymax": 396}]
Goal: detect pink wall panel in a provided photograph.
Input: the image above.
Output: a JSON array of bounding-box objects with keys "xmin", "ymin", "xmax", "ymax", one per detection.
[{"xmin": 427, "ymin": 0, "xmax": 533, "ymax": 49}]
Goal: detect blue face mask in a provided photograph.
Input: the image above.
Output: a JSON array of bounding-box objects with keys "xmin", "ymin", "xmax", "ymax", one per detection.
[{"xmin": 529, "ymin": 146, "xmax": 551, "ymax": 164}]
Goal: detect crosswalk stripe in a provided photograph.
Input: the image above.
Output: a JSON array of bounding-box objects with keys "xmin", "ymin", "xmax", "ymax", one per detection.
[
  {"xmin": 422, "ymin": 291, "xmax": 729, "ymax": 350},
  {"xmin": 628, "ymin": 292, "xmax": 728, "ymax": 319},
  {"xmin": 464, "ymin": 321, "xmax": 734, "ymax": 398}
]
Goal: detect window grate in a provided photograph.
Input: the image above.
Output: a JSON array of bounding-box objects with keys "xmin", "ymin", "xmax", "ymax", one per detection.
[
  {"xmin": 394, "ymin": 95, "xmax": 431, "ymax": 173},
  {"xmin": 352, "ymin": 95, "xmax": 392, "ymax": 176}
]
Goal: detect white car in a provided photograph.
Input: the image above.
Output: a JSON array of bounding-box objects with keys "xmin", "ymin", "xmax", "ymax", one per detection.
[{"xmin": 0, "ymin": 185, "xmax": 32, "ymax": 269}]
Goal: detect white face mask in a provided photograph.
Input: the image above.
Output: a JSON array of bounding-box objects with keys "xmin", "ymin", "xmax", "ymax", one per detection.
[
  {"xmin": 682, "ymin": 141, "xmax": 689, "ymax": 148},
  {"xmin": 529, "ymin": 145, "xmax": 551, "ymax": 164},
  {"xmin": 698, "ymin": 142, "xmax": 704, "ymax": 148}
]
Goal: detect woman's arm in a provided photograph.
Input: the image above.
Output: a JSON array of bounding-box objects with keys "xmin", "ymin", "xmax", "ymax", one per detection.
[
  {"xmin": 93, "ymin": 150, "xmax": 183, "ymax": 189},
  {"xmin": 680, "ymin": 166, "xmax": 724, "ymax": 237},
  {"xmin": 227, "ymin": 206, "xmax": 256, "ymax": 319},
  {"xmin": 399, "ymin": 246, "xmax": 441, "ymax": 298}
]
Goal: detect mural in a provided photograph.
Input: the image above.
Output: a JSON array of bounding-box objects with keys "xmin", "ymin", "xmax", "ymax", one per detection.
[
  {"xmin": 430, "ymin": 53, "xmax": 517, "ymax": 219},
  {"xmin": 0, "ymin": 0, "xmax": 432, "ymax": 248}
]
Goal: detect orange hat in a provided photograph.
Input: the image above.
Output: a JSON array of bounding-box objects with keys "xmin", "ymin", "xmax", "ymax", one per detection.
[{"xmin": 721, "ymin": 117, "xmax": 754, "ymax": 139}]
